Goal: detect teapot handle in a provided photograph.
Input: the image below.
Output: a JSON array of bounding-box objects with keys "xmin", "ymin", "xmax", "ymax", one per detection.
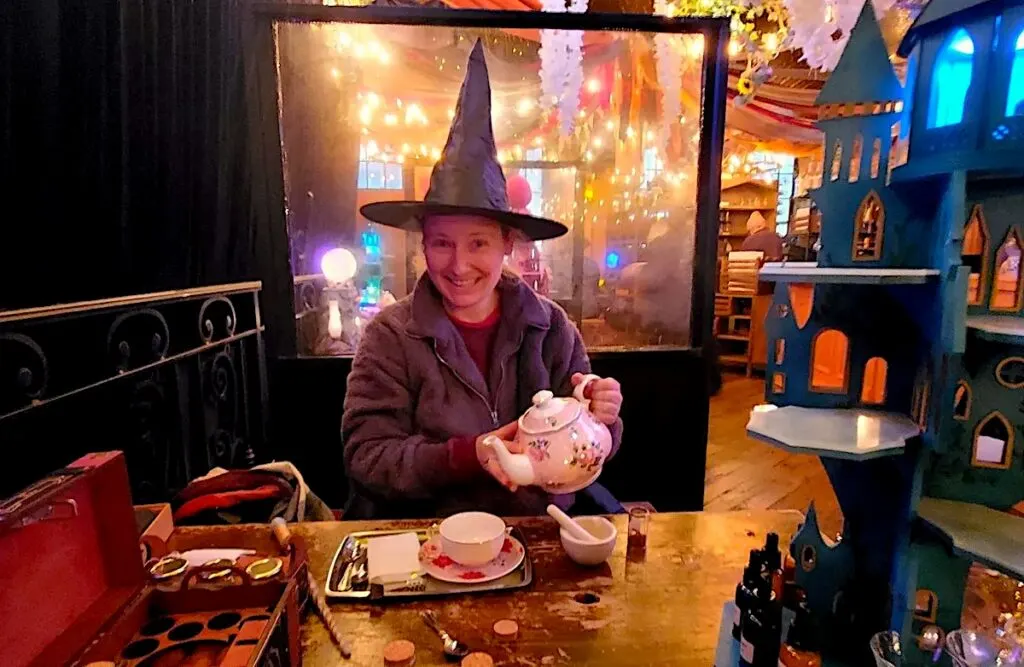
[{"xmin": 572, "ymin": 373, "xmax": 601, "ymax": 410}]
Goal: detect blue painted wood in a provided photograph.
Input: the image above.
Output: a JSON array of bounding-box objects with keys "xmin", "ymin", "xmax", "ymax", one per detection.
[
  {"xmin": 754, "ymin": 1, "xmax": 1024, "ymax": 653},
  {"xmin": 816, "ymin": 2, "xmax": 903, "ymax": 106}
]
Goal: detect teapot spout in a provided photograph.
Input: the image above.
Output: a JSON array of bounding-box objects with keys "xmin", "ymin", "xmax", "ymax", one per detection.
[{"xmin": 482, "ymin": 436, "xmax": 536, "ymax": 487}]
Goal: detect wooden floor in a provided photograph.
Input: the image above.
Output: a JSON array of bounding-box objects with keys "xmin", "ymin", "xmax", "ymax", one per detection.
[{"xmin": 704, "ymin": 373, "xmax": 844, "ymax": 538}]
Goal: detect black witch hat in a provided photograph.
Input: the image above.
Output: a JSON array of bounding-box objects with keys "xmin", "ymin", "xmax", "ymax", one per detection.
[{"xmin": 359, "ymin": 40, "xmax": 568, "ymax": 241}]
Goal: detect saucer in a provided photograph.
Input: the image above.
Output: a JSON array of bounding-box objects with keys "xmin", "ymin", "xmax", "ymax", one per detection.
[{"xmin": 419, "ymin": 534, "xmax": 525, "ymax": 584}]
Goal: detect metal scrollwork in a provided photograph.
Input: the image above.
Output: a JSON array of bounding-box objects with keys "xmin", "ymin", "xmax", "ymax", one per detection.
[
  {"xmin": 198, "ymin": 297, "xmax": 238, "ymax": 344},
  {"xmin": 298, "ymin": 282, "xmax": 318, "ymax": 316},
  {"xmin": 106, "ymin": 309, "xmax": 171, "ymax": 374},
  {"xmin": 203, "ymin": 346, "xmax": 254, "ymax": 467},
  {"xmin": 0, "ymin": 333, "xmax": 49, "ymax": 414}
]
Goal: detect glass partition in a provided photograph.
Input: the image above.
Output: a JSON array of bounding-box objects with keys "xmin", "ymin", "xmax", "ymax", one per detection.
[{"xmin": 277, "ymin": 14, "xmax": 717, "ymax": 355}]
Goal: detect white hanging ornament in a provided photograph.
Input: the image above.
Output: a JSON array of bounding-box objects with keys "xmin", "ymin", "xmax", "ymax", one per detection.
[
  {"xmin": 540, "ymin": 0, "xmax": 588, "ymax": 136},
  {"xmin": 783, "ymin": 0, "xmax": 897, "ymax": 72}
]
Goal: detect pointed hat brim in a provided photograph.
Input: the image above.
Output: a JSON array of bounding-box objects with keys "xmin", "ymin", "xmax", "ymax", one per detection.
[{"xmin": 359, "ymin": 201, "xmax": 568, "ymax": 241}]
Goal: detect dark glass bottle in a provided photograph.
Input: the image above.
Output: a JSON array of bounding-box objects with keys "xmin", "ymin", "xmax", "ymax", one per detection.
[
  {"xmin": 779, "ymin": 602, "xmax": 821, "ymax": 667},
  {"xmin": 762, "ymin": 532, "xmax": 784, "ymax": 601},
  {"xmin": 739, "ymin": 578, "xmax": 782, "ymax": 667},
  {"xmin": 733, "ymin": 549, "xmax": 763, "ymax": 640}
]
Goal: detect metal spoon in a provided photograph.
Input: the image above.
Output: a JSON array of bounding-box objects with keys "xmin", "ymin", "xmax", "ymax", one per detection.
[
  {"xmin": 421, "ymin": 610, "xmax": 471, "ymax": 660},
  {"xmin": 338, "ymin": 540, "xmax": 364, "ymax": 591}
]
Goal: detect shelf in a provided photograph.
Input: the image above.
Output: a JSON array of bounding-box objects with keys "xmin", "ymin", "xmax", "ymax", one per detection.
[
  {"xmin": 758, "ymin": 262, "xmax": 940, "ymax": 285},
  {"xmin": 730, "ymin": 315, "xmax": 752, "ymax": 320},
  {"xmin": 917, "ymin": 498, "xmax": 1024, "ymax": 580},
  {"xmin": 715, "ymin": 292, "xmax": 755, "ymax": 298},
  {"xmin": 719, "ymin": 354, "xmax": 750, "ymax": 365},
  {"xmin": 746, "ymin": 405, "xmax": 920, "ymax": 460},
  {"xmin": 966, "ymin": 315, "xmax": 1024, "ymax": 344},
  {"xmin": 720, "ymin": 205, "xmax": 775, "ymax": 212},
  {"xmin": 716, "ymin": 334, "xmax": 750, "ymax": 342}
]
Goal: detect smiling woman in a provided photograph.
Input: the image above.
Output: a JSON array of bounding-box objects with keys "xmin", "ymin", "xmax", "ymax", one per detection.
[{"xmin": 339, "ymin": 40, "xmax": 624, "ymax": 519}]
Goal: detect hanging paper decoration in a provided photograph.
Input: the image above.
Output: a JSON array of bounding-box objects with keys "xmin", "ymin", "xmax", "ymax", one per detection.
[
  {"xmin": 784, "ymin": 0, "xmax": 896, "ymax": 71},
  {"xmin": 540, "ymin": 0, "xmax": 588, "ymax": 136}
]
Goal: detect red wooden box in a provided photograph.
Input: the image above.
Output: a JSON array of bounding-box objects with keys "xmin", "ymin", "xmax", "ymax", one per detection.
[{"xmin": 0, "ymin": 452, "xmax": 305, "ymax": 667}]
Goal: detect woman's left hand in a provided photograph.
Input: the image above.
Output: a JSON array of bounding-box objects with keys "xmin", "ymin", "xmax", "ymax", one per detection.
[{"xmin": 572, "ymin": 373, "xmax": 622, "ymax": 425}]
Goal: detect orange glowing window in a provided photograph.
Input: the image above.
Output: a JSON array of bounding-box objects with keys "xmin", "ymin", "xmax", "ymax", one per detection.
[
  {"xmin": 861, "ymin": 357, "xmax": 888, "ymax": 404},
  {"xmin": 811, "ymin": 329, "xmax": 849, "ymax": 392}
]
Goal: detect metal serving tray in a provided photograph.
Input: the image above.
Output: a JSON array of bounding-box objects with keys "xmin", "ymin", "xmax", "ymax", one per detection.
[{"xmin": 324, "ymin": 526, "xmax": 533, "ymax": 600}]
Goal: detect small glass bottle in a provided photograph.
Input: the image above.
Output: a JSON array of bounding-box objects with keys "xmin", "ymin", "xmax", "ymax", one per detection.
[
  {"xmin": 761, "ymin": 532, "xmax": 784, "ymax": 602},
  {"xmin": 779, "ymin": 602, "xmax": 821, "ymax": 667},
  {"xmin": 739, "ymin": 578, "xmax": 781, "ymax": 667},
  {"xmin": 733, "ymin": 550, "xmax": 763, "ymax": 640},
  {"xmin": 626, "ymin": 506, "xmax": 649, "ymax": 560}
]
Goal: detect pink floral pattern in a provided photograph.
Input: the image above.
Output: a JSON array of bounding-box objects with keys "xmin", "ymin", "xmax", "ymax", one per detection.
[
  {"xmin": 418, "ymin": 534, "xmax": 526, "ymax": 585},
  {"xmin": 528, "ymin": 439, "xmax": 551, "ymax": 463}
]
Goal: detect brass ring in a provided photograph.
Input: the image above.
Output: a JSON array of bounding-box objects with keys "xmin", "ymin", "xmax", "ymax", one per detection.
[{"xmin": 246, "ymin": 557, "xmax": 283, "ymax": 580}]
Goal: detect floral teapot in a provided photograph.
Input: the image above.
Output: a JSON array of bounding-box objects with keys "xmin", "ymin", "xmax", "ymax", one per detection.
[{"xmin": 484, "ymin": 374, "xmax": 612, "ymax": 494}]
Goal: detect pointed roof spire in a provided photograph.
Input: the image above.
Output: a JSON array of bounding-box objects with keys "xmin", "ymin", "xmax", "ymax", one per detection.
[{"xmin": 815, "ymin": 2, "xmax": 903, "ymax": 106}]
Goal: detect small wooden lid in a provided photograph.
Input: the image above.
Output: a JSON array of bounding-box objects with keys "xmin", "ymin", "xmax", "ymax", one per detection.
[
  {"xmin": 461, "ymin": 653, "xmax": 495, "ymax": 667},
  {"xmin": 493, "ymin": 619, "xmax": 519, "ymax": 639},
  {"xmin": 383, "ymin": 639, "xmax": 416, "ymax": 665}
]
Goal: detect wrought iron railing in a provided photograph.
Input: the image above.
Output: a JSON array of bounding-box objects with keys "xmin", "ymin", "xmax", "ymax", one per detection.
[{"xmin": 0, "ymin": 282, "xmax": 268, "ymax": 502}]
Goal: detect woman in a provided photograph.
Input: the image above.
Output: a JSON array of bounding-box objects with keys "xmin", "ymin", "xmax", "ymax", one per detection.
[{"xmin": 342, "ymin": 41, "xmax": 623, "ymax": 519}]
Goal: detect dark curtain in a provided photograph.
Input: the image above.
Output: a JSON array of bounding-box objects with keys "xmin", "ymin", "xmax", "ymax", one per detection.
[{"xmin": 0, "ymin": 0, "xmax": 269, "ymax": 310}]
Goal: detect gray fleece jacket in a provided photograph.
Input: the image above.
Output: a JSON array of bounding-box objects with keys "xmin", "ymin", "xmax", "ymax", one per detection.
[{"xmin": 342, "ymin": 271, "xmax": 622, "ymax": 519}]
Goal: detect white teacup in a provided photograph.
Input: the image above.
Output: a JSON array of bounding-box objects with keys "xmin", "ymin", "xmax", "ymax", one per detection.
[{"xmin": 439, "ymin": 512, "xmax": 506, "ymax": 566}]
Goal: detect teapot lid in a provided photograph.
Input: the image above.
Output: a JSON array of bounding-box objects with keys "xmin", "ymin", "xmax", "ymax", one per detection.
[{"xmin": 520, "ymin": 390, "xmax": 581, "ymax": 434}]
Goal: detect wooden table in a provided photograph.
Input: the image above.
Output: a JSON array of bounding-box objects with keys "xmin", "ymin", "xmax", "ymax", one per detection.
[{"xmin": 182, "ymin": 510, "xmax": 803, "ymax": 666}]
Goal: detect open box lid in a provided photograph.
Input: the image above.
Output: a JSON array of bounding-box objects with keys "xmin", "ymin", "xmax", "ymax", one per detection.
[{"xmin": 0, "ymin": 451, "xmax": 145, "ymax": 667}]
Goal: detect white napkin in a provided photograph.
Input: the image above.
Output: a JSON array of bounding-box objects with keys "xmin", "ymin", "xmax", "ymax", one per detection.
[{"xmin": 367, "ymin": 533, "xmax": 424, "ymax": 587}]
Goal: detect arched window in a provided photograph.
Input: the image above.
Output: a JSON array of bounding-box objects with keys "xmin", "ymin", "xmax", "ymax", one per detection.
[
  {"xmin": 830, "ymin": 140, "xmax": 843, "ymax": 181},
  {"xmin": 1007, "ymin": 29, "xmax": 1024, "ymax": 117},
  {"xmin": 972, "ymin": 412, "xmax": 1014, "ymax": 469},
  {"xmin": 849, "ymin": 134, "xmax": 863, "ymax": 183},
  {"xmin": 963, "ymin": 206, "xmax": 990, "ymax": 305},
  {"xmin": 861, "ymin": 357, "xmax": 888, "ymax": 404},
  {"xmin": 990, "ymin": 227, "xmax": 1023, "ymax": 311},
  {"xmin": 953, "ymin": 380, "xmax": 971, "ymax": 421},
  {"xmin": 870, "ymin": 138, "xmax": 882, "ymax": 179},
  {"xmin": 811, "ymin": 329, "xmax": 849, "ymax": 392},
  {"xmin": 854, "ymin": 191, "xmax": 885, "ymax": 261},
  {"xmin": 928, "ymin": 29, "xmax": 974, "ymax": 128}
]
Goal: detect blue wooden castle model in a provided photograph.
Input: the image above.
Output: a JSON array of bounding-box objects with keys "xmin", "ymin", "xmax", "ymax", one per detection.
[{"xmin": 743, "ymin": 0, "xmax": 1024, "ymax": 662}]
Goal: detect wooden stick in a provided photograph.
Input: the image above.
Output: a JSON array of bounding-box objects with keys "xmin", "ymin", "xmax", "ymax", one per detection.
[{"xmin": 271, "ymin": 518, "xmax": 352, "ymax": 659}]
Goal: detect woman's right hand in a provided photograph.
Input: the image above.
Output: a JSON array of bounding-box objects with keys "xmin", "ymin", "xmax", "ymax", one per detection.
[{"xmin": 475, "ymin": 421, "xmax": 523, "ymax": 492}]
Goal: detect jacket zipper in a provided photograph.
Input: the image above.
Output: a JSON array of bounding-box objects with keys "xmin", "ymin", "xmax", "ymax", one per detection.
[{"xmin": 432, "ymin": 342, "xmax": 499, "ymax": 426}]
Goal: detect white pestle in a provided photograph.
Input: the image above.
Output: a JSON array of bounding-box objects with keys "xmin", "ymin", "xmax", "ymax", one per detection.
[{"xmin": 546, "ymin": 504, "xmax": 601, "ymax": 544}]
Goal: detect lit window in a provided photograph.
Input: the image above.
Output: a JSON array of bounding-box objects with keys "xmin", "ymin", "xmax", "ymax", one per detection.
[
  {"xmin": 521, "ymin": 148, "xmax": 545, "ymax": 218},
  {"xmin": 928, "ymin": 29, "xmax": 974, "ymax": 128},
  {"xmin": 853, "ymin": 191, "xmax": 884, "ymax": 261},
  {"xmin": 357, "ymin": 142, "xmax": 403, "ymax": 191},
  {"xmin": 1006, "ymin": 30, "xmax": 1024, "ymax": 116},
  {"xmin": 972, "ymin": 412, "xmax": 1014, "ymax": 469},
  {"xmin": 642, "ymin": 147, "xmax": 663, "ymax": 188},
  {"xmin": 861, "ymin": 357, "xmax": 887, "ymax": 404},
  {"xmin": 953, "ymin": 380, "xmax": 971, "ymax": 420},
  {"xmin": 849, "ymin": 134, "xmax": 863, "ymax": 183},
  {"xmin": 830, "ymin": 140, "xmax": 843, "ymax": 181},
  {"xmin": 963, "ymin": 206, "xmax": 989, "ymax": 305},
  {"xmin": 990, "ymin": 228, "xmax": 1023, "ymax": 311},
  {"xmin": 870, "ymin": 138, "xmax": 881, "ymax": 179},
  {"xmin": 811, "ymin": 329, "xmax": 849, "ymax": 392},
  {"xmin": 914, "ymin": 590, "xmax": 938, "ymax": 622}
]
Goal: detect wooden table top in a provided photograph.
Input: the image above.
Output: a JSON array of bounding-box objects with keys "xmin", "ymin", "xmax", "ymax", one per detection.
[{"xmin": 285, "ymin": 510, "xmax": 803, "ymax": 667}]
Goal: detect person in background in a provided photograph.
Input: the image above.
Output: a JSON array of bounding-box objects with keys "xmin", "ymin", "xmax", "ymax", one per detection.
[
  {"xmin": 342, "ymin": 41, "xmax": 624, "ymax": 519},
  {"xmin": 740, "ymin": 211, "xmax": 784, "ymax": 260}
]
